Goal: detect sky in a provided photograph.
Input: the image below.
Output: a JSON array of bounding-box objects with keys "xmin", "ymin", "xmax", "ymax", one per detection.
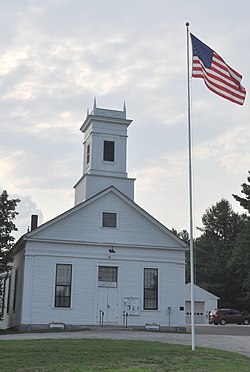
[{"xmin": 1, "ymin": 0, "xmax": 250, "ymax": 239}]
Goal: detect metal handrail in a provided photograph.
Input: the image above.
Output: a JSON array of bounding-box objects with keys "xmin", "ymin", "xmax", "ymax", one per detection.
[
  {"xmin": 123, "ymin": 311, "xmax": 128, "ymax": 328},
  {"xmin": 99, "ymin": 310, "xmax": 104, "ymax": 327}
]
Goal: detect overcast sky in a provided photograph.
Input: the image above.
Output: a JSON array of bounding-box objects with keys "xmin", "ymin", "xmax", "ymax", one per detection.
[{"xmin": 1, "ymin": 0, "xmax": 249, "ymax": 239}]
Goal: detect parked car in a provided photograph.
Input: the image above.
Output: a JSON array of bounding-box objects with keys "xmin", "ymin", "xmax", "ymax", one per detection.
[{"xmin": 209, "ymin": 309, "xmax": 250, "ymax": 325}]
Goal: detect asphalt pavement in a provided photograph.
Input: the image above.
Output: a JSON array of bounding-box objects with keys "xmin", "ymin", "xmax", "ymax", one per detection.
[{"xmin": 1, "ymin": 325, "xmax": 250, "ymax": 358}]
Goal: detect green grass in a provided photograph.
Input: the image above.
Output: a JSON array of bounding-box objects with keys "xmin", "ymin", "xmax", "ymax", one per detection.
[{"xmin": 0, "ymin": 339, "xmax": 249, "ymax": 371}]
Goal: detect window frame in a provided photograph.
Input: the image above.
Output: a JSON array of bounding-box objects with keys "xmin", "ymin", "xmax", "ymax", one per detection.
[
  {"xmin": 86, "ymin": 143, "xmax": 90, "ymax": 164},
  {"xmin": 6, "ymin": 275, "xmax": 11, "ymax": 314},
  {"xmin": 0, "ymin": 277, "xmax": 7, "ymax": 317},
  {"xmin": 143, "ymin": 268, "xmax": 158, "ymax": 311},
  {"xmin": 54, "ymin": 264, "xmax": 72, "ymax": 308},
  {"xmin": 12, "ymin": 269, "xmax": 18, "ymax": 312},
  {"xmin": 103, "ymin": 140, "xmax": 115, "ymax": 162},
  {"xmin": 102, "ymin": 211, "xmax": 117, "ymax": 228},
  {"xmin": 98, "ymin": 266, "xmax": 118, "ymax": 288}
]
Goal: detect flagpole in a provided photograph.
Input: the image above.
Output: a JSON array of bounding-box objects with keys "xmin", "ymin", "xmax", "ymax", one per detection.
[{"xmin": 186, "ymin": 21, "xmax": 195, "ymax": 351}]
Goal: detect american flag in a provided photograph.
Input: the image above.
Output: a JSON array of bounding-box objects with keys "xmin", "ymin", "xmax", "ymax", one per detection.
[{"xmin": 190, "ymin": 33, "xmax": 246, "ymax": 105}]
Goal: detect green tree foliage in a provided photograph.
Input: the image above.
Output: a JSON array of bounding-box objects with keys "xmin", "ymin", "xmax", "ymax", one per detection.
[
  {"xmin": 195, "ymin": 199, "xmax": 247, "ymax": 309},
  {"xmin": 230, "ymin": 221, "xmax": 250, "ymax": 311},
  {"xmin": 0, "ymin": 190, "xmax": 20, "ymax": 318},
  {"xmin": 172, "ymin": 229, "xmax": 191, "ymax": 282},
  {"xmin": 232, "ymin": 170, "xmax": 250, "ymax": 215},
  {"xmin": 231, "ymin": 171, "xmax": 250, "ymax": 311},
  {"xmin": 197, "ymin": 198, "xmax": 246, "ymax": 242},
  {"xmin": 0, "ymin": 190, "xmax": 20, "ymax": 274},
  {"xmin": 171, "ymin": 228, "xmax": 190, "ymax": 244}
]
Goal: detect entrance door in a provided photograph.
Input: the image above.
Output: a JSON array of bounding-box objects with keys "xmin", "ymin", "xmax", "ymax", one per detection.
[
  {"xmin": 97, "ymin": 266, "xmax": 119, "ymax": 325},
  {"xmin": 97, "ymin": 287, "xmax": 119, "ymax": 324}
]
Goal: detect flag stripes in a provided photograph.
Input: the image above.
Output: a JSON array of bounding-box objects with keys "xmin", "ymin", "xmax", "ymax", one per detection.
[{"xmin": 191, "ymin": 34, "xmax": 246, "ymax": 105}]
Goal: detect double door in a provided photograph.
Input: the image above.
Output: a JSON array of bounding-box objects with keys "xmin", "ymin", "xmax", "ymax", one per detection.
[{"xmin": 97, "ymin": 287, "xmax": 119, "ymax": 325}]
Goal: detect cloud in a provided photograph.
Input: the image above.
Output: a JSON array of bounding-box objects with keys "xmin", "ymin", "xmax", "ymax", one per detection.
[
  {"xmin": 217, "ymin": 126, "xmax": 250, "ymax": 152},
  {"xmin": 192, "ymin": 123, "xmax": 250, "ymax": 176},
  {"xmin": 14, "ymin": 193, "xmax": 44, "ymax": 238},
  {"xmin": 0, "ymin": 187, "xmax": 43, "ymax": 239},
  {"xmin": 218, "ymin": 154, "xmax": 250, "ymax": 176},
  {"xmin": 1, "ymin": 0, "xmax": 249, "ymax": 238}
]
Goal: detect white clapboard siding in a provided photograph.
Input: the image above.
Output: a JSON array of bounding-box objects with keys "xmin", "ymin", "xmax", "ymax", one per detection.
[
  {"xmin": 20, "ymin": 251, "xmax": 186, "ymax": 327},
  {"xmin": 26, "ymin": 187, "xmax": 186, "ymax": 250}
]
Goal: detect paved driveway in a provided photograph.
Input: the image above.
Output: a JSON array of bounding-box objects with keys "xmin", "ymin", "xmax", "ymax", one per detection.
[
  {"xmin": 1, "ymin": 327, "xmax": 250, "ymax": 358},
  {"xmin": 187, "ymin": 324, "xmax": 250, "ymax": 336}
]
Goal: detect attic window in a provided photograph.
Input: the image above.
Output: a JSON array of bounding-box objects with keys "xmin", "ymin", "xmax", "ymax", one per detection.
[
  {"xmin": 102, "ymin": 212, "xmax": 117, "ymax": 228},
  {"xmin": 103, "ymin": 140, "xmax": 115, "ymax": 162}
]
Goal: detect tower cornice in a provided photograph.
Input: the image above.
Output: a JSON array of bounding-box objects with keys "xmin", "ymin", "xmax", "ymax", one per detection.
[{"xmin": 80, "ymin": 113, "xmax": 132, "ymax": 133}]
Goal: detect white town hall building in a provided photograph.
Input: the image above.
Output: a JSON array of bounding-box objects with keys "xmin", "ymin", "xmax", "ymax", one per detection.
[{"xmin": 1, "ymin": 102, "xmax": 187, "ymax": 331}]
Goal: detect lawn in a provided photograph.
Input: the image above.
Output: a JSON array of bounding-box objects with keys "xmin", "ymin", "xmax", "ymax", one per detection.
[{"xmin": 0, "ymin": 339, "xmax": 249, "ymax": 371}]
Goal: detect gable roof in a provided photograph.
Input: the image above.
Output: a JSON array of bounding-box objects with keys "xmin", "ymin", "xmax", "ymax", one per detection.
[
  {"xmin": 23, "ymin": 186, "xmax": 187, "ymax": 250},
  {"xmin": 185, "ymin": 283, "xmax": 220, "ymax": 300}
]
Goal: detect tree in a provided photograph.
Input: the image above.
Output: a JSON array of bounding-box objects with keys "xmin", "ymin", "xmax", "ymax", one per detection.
[
  {"xmin": 229, "ymin": 221, "xmax": 250, "ymax": 311},
  {"xmin": 195, "ymin": 199, "xmax": 246, "ymax": 308},
  {"xmin": 171, "ymin": 228, "xmax": 190, "ymax": 244},
  {"xmin": 197, "ymin": 198, "xmax": 246, "ymax": 242},
  {"xmin": 233, "ymin": 170, "xmax": 250, "ymax": 215},
  {"xmin": 231, "ymin": 171, "xmax": 250, "ymax": 310},
  {"xmin": 0, "ymin": 190, "xmax": 20, "ymax": 274},
  {"xmin": 172, "ymin": 229, "xmax": 191, "ymax": 282},
  {"xmin": 0, "ymin": 190, "xmax": 20, "ymax": 318}
]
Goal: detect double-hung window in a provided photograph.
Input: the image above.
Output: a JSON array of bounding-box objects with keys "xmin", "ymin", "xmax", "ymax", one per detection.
[
  {"xmin": 0, "ymin": 278, "xmax": 6, "ymax": 317},
  {"xmin": 144, "ymin": 268, "xmax": 158, "ymax": 310},
  {"xmin": 13, "ymin": 269, "xmax": 18, "ymax": 311},
  {"xmin": 54, "ymin": 264, "xmax": 72, "ymax": 308},
  {"xmin": 6, "ymin": 275, "xmax": 11, "ymax": 314}
]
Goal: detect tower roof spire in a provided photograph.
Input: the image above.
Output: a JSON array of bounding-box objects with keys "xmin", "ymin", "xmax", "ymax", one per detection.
[
  {"xmin": 123, "ymin": 101, "xmax": 126, "ymax": 117},
  {"xmin": 93, "ymin": 97, "xmax": 97, "ymax": 114}
]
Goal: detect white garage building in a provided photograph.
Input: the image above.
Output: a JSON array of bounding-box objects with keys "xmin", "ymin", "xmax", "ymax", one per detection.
[{"xmin": 185, "ymin": 283, "xmax": 219, "ymax": 324}]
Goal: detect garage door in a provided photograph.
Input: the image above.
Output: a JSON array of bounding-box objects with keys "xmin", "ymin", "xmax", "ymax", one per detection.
[{"xmin": 186, "ymin": 301, "xmax": 205, "ymax": 324}]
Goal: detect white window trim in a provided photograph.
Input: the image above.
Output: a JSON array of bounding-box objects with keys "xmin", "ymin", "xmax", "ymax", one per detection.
[
  {"xmin": 101, "ymin": 210, "xmax": 119, "ymax": 229},
  {"xmin": 52, "ymin": 262, "xmax": 74, "ymax": 310},
  {"xmin": 85, "ymin": 140, "xmax": 91, "ymax": 172},
  {"xmin": 142, "ymin": 266, "xmax": 160, "ymax": 312},
  {"xmin": 101, "ymin": 137, "xmax": 117, "ymax": 164}
]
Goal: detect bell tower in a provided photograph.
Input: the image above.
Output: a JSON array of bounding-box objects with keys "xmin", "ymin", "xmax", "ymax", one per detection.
[{"xmin": 74, "ymin": 100, "xmax": 135, "ymax": 205}]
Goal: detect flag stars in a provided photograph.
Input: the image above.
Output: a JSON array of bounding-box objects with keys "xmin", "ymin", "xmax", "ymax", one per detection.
[{"xmin": 190, "ymin": 33, "xmax": 246, "ymax": 105}]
